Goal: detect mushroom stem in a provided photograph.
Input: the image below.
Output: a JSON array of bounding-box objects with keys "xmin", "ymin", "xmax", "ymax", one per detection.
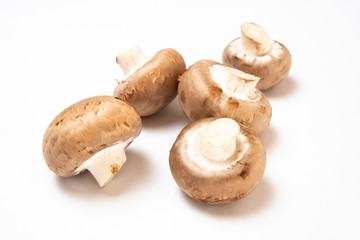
[
  {"xmin": 116, "ymin": 46, "xmax": 148, "ymax": 76},
  {"xmin": 210, "ymin": 65, "xmax": 260, "ymax": 100},
  {"xmin": 75, "ymin": 138, "xmax": 133, "ymax": 187},
  {"xmin": 200, "ymin": 118, "xmax": 240, "ymax": 162},
  {"xmin": 241, "ymin": 22, "xmax": 270, "ymax": 56},
  {"xmin": 226, "ymin": 67, "xmax": 260, "ymax": 99}
]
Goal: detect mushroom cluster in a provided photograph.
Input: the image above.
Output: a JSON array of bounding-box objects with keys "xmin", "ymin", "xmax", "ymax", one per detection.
[
  {"xmin": 43, "ymin": 47, "xmax": 186, "ymax": 187},
  {"xmin": 43, "ymin": 22, "xmax": 291, "ymax": 205},
  {"xmin": 169, "ymin": 22, "xmax": 291, "ymax": 204}
]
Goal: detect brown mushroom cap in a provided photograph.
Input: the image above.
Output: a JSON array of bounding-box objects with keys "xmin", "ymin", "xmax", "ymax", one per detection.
[
  {"xmin": 178, "ymin": 60, "xmax": 272, "ymax": 134},
  {"xmin": 114, "ymin": 48, "xmax": 186, "ymax": 116},
  {"xmin": 42, "ymin": 95, "xmax": 142, "ymax": 177},
  {"xmin": 222, "ymin": 23, "xmax": 292, "ymax": 90},
  {"xmin": 169, "ymin": 117, "xmax": 266, "ymax": 204}
]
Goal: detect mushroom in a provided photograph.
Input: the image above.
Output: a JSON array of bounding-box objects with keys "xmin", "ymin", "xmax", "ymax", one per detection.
[
  {"xmin": 169, "ymin": 117, "xmax": 266, "ymax": 204},
  {"xmin": 42, "ymin": 96, "xmax": 142, "ymax": 187},
  {"xmin": 222, "ymin": 22, "xmax": 292, "ymax": 90},
  {"xmin": 178, "ymin": 59, "xmax": 271, "ymax": 134},
  {"xmin": 114, "ymin": 46, "xmax": 186, "ymax": 116}
]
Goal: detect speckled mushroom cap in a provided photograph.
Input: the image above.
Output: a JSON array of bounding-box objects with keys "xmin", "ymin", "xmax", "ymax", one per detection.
[
  {"xmin": 178, "ymin": 60, "xmax": 272, "ymax": 134},
  {"xmin": 222, "ymin": 22, "xmax": 291, "ymax": 90},
  {"xmin": 169, "ymin": 117, "xmax": 266, "ymax": 204},
  {"xmin": 42, "ymin": 96, "xmax": 142, "ymax": 177},
  {"xmin": 114, "ymin": 48, "xmax": 186, "ymax": 116}
]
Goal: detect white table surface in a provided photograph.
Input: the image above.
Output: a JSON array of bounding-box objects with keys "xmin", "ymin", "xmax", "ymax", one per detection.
[{"xmin": 1, "ymin": 0, "xmax": 359, "ymax": 239}]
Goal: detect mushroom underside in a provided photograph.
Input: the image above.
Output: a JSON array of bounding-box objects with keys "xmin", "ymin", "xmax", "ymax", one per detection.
[
  {"xmin": 169, "ymin": 118, "xmax": 266, "ymax": 204},
  {"xmin": 222, "ymin": 36, "xmax": 291, "ymax": 90}
]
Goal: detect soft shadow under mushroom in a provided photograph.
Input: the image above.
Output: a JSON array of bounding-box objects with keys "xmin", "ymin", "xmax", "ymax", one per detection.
[
  {"xmin": 260, "ymin": 125, "xmax": 278, "ymax": 151},
  {"xmin": 56, "ymin": 149, "xmax": 150, "ymax": 197},
  {"xmin": 141, "ymin": 97, "xmax": 190, "ymax": 129},
  {"xmin": 182, "ymin": 178, "xmax": 273, "ymax": 218},
  {"xmin": 262, "ymin": 76, "xmax": 297, "ymax": 98}
]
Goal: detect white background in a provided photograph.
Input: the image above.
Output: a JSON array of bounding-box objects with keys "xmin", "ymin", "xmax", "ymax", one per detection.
[{"xmin": 1, "ymin": 0, "xmax": 360, "ymax": 239}]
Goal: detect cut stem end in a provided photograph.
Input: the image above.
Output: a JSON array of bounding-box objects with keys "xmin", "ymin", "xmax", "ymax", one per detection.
[
  {"xmin": 75, "ymin": 140, "xmax": 131, "ymax": 187},
  {"xmin": 241, "ymin": 22, "xmax": 270, "ymax": 56},
  {"xmin": 210, "ymin": 65, "xmax": 260, "ymax": 100},
  {"xmin": 200, "ymin": 118, "xmax": 240, "ymax": 162},
  {"xmin": 116, "ymin": 46, "xmax": 148, "ymax": 76},
  {"xmin": 225, "ymin": 66, "xmax": 260, "ymax": 98}
]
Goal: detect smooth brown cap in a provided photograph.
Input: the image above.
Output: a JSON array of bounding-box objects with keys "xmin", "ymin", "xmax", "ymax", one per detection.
[
  {"xmin": 114, "ymin": 48, "xmax": 186, "ymax": 116},
  {"xmin": 42, "ymin": 96, "xmax": 142, "ymax": 177},
  {"xmin": 169, "ymin": 117, "xmax": 266, "ymax": 204}
]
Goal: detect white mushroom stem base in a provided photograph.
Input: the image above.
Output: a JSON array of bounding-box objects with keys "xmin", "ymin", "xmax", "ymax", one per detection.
[
  {"xmin": 210, "ymin": 65, "xmax": 260, "ymax": 101},
  {"xmin": 116, "ymin": 46, "xmax": 149, "ymax": 77},
  {"xmin": 200, "ymin": 118, "xmax": 240, "ymax": 162},
  {"xmin": 75, "ymin": 138, "xmax": 133, "ymax": 187},
  {"xmin": 241, "ymin": 22, "xmax": 270, "ymax": 56}
]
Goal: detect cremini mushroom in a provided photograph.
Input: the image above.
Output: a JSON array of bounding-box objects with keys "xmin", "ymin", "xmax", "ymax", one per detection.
[
  {"xmin": 169, "ymin": 117, "xmax": 266, "ymax": 204},
  {"xmin": 222, "ymin": 22, "xmax": 292, "ymax": 90},
  {"xmin": 178, "ymin": 59, "xmax": 271, "ymax": 134},
  {"xmin": 42, "ymin": 96, "xmax": 142, "ymax": 187},
  {"xmin": 114, "ymin": 46, "xmax": 186, "ymax": 116}
]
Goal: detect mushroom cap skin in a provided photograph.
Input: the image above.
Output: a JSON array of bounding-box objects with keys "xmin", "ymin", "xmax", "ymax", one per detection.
[
  {"xmin": 222, "ymin": 23, "xmax": 292, "ymax": 90},
  {"xmin": 178, "ymin": 60, "xmax": 272, "ymax": 134},
  {"xmin": 169, "ymin": 117, "xmax": 266, "ymax": 204},
  {"xmin": 114, "ymin": 48, "xmax": 186, "ymax": 116},
  {"xmin": 42, "ymin": 96, "xmax": 142, "ymax": 178}
]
